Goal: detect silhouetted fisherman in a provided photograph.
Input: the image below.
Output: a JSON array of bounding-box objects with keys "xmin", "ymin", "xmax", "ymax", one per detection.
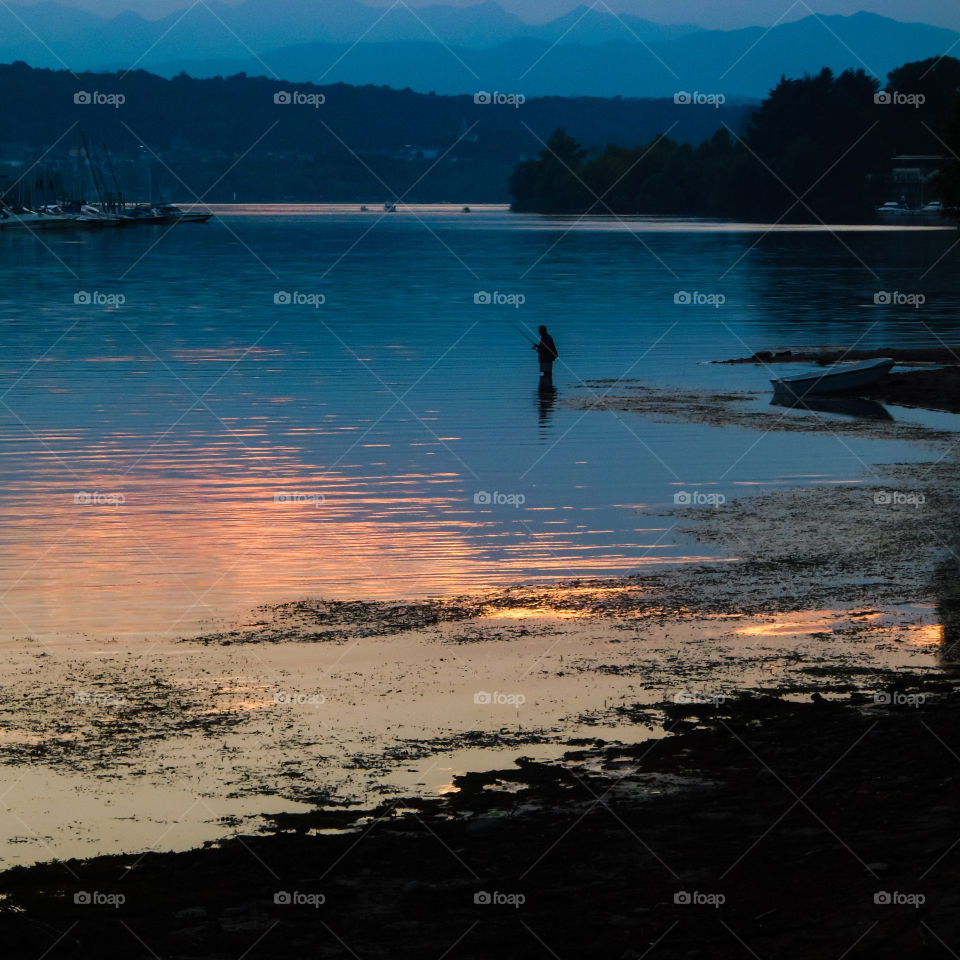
[{"xmin": 533, "ymin": 325, "xmax": 558, "ymax": 389}]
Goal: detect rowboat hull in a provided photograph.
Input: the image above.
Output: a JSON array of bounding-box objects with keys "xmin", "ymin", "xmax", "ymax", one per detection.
[{"xmin": 770, "ymin": 358, "xmax": 895, "ymax": 400}]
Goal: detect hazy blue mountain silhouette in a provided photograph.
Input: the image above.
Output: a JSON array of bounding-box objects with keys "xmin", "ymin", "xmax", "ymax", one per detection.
[
  {"xmin": 0, "ymin": 0, "xmax": 700, "ymax": 64},
  {"xmin": 144, "ymin": 13, "xmax": 960, "ymax": 99},
  {"xmin": 0, "ymin": 2, "xmax": 955, "ymax": 98}
]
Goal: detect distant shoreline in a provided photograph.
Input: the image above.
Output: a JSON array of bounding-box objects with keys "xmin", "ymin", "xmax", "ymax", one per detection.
[{"xmin": 185, "ymin": 204, "xmax": 955, "ymax": 231}]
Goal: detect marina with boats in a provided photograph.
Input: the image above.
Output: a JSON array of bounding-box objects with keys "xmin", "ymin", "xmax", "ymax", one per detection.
[{"xmin": 0, "ymin": 134, "xmax": 212, "ymax": 232}]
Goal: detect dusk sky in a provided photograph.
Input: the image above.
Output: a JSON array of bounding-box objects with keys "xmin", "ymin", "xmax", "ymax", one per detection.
[{"xmin": 16, "ymin": 0, "xmax": 960, "ymax": 31}]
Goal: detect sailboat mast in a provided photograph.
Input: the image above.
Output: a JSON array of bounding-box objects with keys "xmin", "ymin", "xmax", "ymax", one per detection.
[
  {"xmin": 103, "ymin": 143, "xmax": 124, "ymax": 213},
  {"xmin": 81, "ymin": 133, "xmax": 106, "ymax": 209}
]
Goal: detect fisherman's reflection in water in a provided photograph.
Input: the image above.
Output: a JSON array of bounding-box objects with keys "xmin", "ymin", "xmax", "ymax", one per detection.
[{"xmin": 537, "ymin": 383, "xmax": 557, "ymax": 429}]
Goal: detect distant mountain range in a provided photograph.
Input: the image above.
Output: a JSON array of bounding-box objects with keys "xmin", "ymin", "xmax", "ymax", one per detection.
[{"xmin": 0, "ymin": 1, "xmax": 957, "ymax": 98}]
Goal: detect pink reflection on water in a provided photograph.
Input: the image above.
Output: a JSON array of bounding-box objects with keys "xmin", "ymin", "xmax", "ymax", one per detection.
[{"xmin": 0, "ymin": 424, "xmax": 698, "ymax": 640}]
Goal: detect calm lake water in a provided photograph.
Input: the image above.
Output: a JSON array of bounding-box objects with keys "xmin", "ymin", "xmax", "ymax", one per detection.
[{"xmin": 1, "ymin": 204, "xmax": 959, "ymax": 642}]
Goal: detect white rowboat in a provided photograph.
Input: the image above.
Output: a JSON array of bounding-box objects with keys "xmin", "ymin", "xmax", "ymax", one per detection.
[{"xmin": 770, "ymin": 357, "xmax": 895, "ymax": 400}]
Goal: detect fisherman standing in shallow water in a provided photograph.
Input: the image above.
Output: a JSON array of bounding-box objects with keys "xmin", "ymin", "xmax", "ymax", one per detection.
[{"xmin": 533, "ymin": 325, "xmax": 559, "ymax": 389}]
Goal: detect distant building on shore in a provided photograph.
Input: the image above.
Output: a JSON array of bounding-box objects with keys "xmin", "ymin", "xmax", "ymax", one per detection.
[{"xmin": 888, "ymin": 154, "xmax": 944, "ymax": 207}]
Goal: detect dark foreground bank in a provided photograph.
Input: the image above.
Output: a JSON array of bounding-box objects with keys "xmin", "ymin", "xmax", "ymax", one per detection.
[{"xmin": 2, "ymin": 678, "xmax": 958, "ymax": 959}]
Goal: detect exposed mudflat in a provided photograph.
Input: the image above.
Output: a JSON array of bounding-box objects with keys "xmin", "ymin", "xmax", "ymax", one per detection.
[
  {"xmin": 720, "ymin": 347, "xmax": 960, "ymax": 365},
  {"xmin": 566, "ymin": 379, "xmax": 958, "ymax": 441}
]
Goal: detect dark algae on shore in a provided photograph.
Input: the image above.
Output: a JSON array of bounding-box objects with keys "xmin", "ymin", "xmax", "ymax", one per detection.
[{"xmin": 1, "ymin": 683, "xmax": 959, "ymax": 959}]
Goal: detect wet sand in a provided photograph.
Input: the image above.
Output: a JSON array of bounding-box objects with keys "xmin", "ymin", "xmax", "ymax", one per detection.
[{"xmin": 2, "ymin": 380, "xmax": 960, "ymax": 956}]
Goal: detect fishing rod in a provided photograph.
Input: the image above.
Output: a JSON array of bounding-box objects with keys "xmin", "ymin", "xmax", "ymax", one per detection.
[{"xmin": 510, "ymin": 322, "xmax": 539, "ymax": 348}]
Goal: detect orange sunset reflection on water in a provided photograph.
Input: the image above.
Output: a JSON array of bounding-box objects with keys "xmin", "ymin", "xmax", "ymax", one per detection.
[
  {"xmin": 735, "ymin": 611, "xmax": 886, "ymax": 637},
  {"xmin": 0, "ymin": 421, "xmax": 707, "ymax": 641}
]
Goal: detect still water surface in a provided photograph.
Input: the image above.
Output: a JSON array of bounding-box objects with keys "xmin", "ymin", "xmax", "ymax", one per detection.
[{"xmin": 1, "ymin": 205, "xmax": 958, "ymax": 641}]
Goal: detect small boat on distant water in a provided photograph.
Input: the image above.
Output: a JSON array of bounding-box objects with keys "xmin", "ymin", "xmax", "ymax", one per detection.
[
  {"xmin": 125, "ymin": 203, "xmax": 178, "ymax": 225},
  {"xmin": 124, "ymin": 165, "xmax": 212, "ymax": 223},
  {"xmin": 876, "ymin": 200, "xmax": 913, "ymax": 217},
  {"xmin": 160, "ymin": 204, "xmax": 213, "ymax": 223},
  {"xmin": 770, "ymin": 357, "xmax": 895, "ymax": 401}
]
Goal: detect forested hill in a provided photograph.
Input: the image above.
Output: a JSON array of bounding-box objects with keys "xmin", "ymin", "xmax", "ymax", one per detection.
[
  {"xmin": 0, "ymin": 62, "xmax": 752, "ymax": 203},
  {"xmin": 510, "ymin": 58, "xmax": 960, "ymax": 223}
]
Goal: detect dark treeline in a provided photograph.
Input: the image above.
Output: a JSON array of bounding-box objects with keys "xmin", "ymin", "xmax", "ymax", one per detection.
[
  {"xmin": 510, "ymin": 58, "xmax": 960, "ymax": 221},
  {"xmin": 0, "ymin": 61, "xmax": 751, "ymax": 203}
]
